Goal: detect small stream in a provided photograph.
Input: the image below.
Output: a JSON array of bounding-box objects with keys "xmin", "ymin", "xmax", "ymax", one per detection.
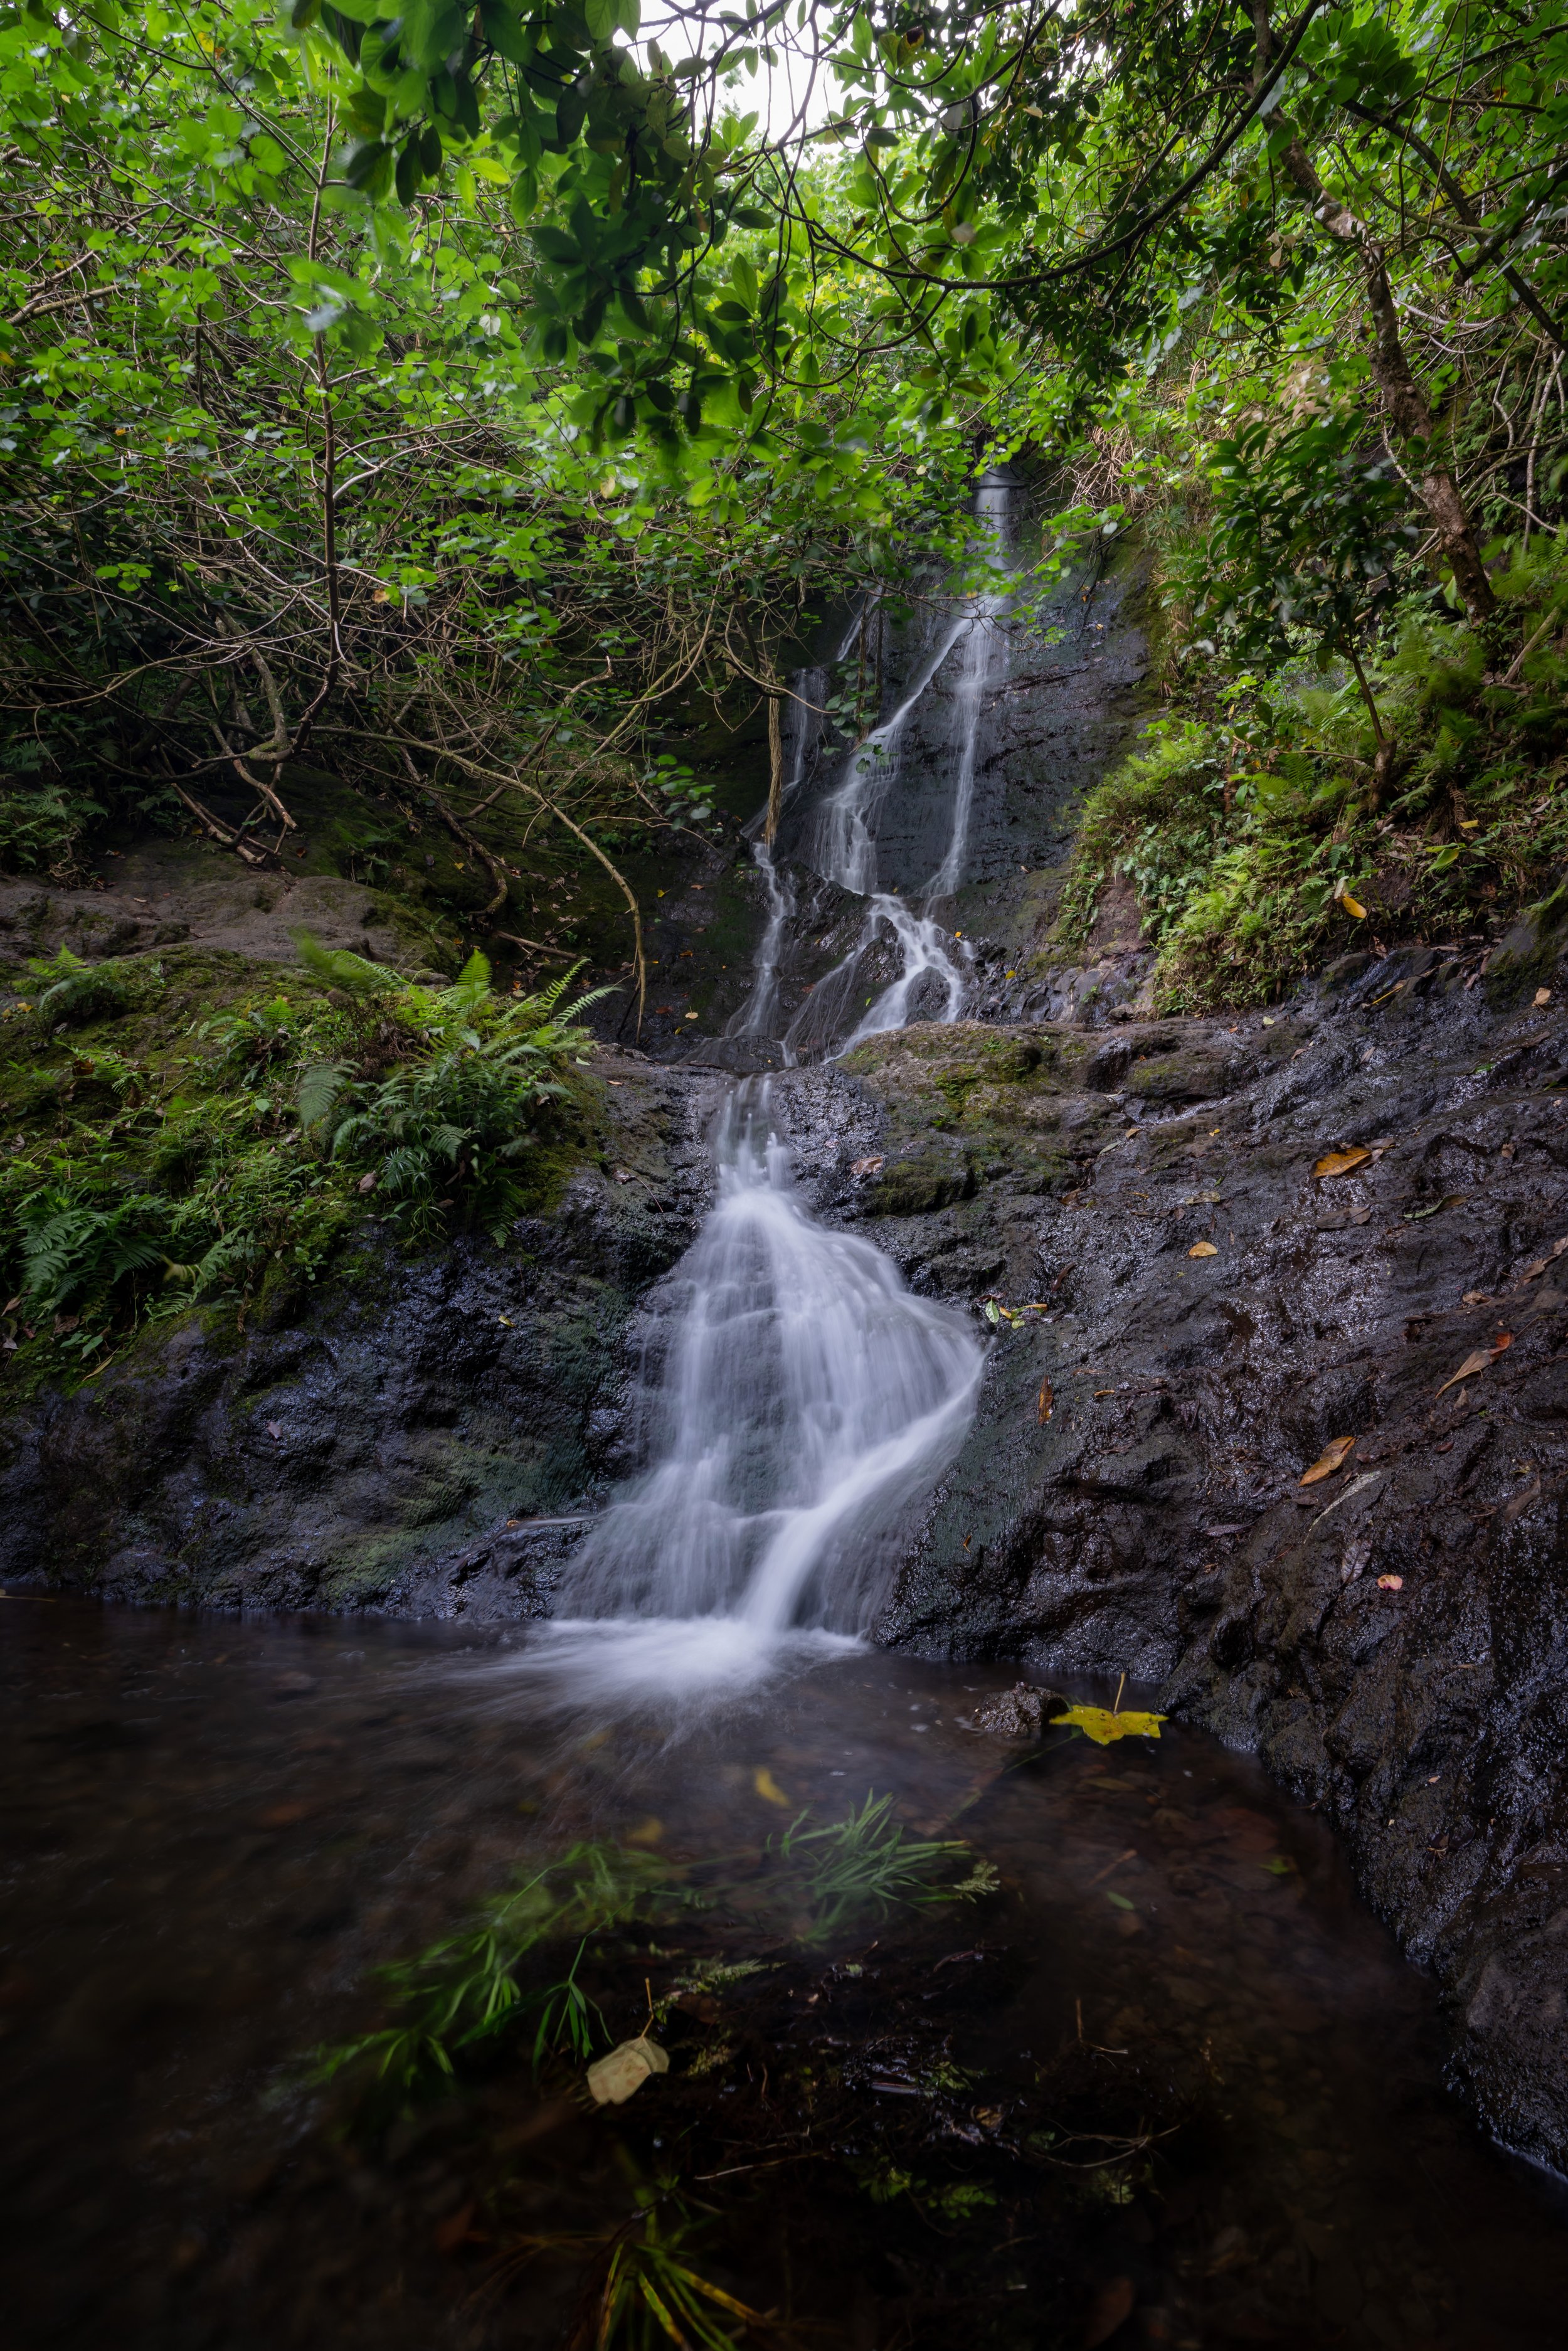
[
  {"xmin": 4, "ymin": 1596, "xmax": 1567, "ymax": 2348},
  {"xmin": 6, "ymin": 477, "xmax": 1567, "ymax": 2346}
]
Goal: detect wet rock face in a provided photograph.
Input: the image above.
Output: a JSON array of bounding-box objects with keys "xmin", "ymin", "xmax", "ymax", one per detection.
[
  {"xmin": 0, "ymin": 1059, "xmax": 721, "ymax": 1615},
  {"xmin": 771, "ymin": 938, "xmax": 1568, "ymax": 2173}
]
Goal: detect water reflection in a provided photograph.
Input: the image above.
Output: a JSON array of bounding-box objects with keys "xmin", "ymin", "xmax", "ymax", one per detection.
[{"xmin": 2, "ymin": 1596, "xmax": 1565, "ymax": 2350}]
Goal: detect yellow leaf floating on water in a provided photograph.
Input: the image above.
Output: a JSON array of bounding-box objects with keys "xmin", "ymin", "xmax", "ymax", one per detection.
[
  {"xmin": 1300, "ymin": 1435, "xmax": 1355, "ymax": 1485},
  {"xmin": 1313, "ymin": 1147, "xmax": 1371, "ymax": 1179},
  {"xmin": 586, "ymin": 2034, "xmax": 670, "ymax": 2106},
  {"xmin": 753, "ymin": 1766, "xmax": 790, "ymax": 1807},
  {"xmin": 1188, "ymin": 1241, "xmax": 1218, "ymax": 1258},
  {"xmin": 1050, "ymin": 1704, "xmax": 1166, "ymax": 1746}
]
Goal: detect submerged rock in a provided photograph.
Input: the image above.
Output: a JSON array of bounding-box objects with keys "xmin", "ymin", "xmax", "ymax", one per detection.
[{"xmin": 971, "ymin": 1680, "xmax": 1059, "ymax": 1737}]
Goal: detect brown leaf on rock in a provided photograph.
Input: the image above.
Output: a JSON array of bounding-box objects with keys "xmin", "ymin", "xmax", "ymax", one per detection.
[
  {"xmin": 1462, "ymin": 1290, "xmax": 1493, "ymax": 1305},
  {"xmin": 1503, "ymin": 1475, "xmax": 1543, "ymax": 1523},
  {"xmin": 1300, "ymin": 1435, "xmax": 1355, "ymax": 1485},
  {"xmin": 1313, "ymin": 1147, "xmax": 1371, "ymax": 1178},
  {"xmin": 1377, "ymin": 1574, "xmax": 1404, "ymax": 1591},
  {"xmin": 1188, "ymin": 1240, "xmax": 1218, "ymax": 1258},
  {"xmin": 1037, "ymin": 1380, "xmax": 1054, "ymax": 1424},
  {"xmin": 851, "ymin": 1155, "xmax": 885, "ymax": 1177},
  {"xmin": 1436, "ymin": 1347, "xmax": 1495, "ymax": 1398}
]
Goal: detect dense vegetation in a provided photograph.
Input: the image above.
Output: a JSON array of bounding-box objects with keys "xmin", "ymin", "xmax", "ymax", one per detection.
[
  {"xmin": 0, "ymin": 938, "xmax": 601, "ymax": 1375},
  {"xmin": 2, "ymin": 0, "xmax": 1565, "ymax": 1362}
]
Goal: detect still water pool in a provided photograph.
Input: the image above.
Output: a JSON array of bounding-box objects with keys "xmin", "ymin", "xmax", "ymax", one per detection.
[{"xmin": 3, "ymin": 1595, "xmax": 1565, "ymax": 2350}]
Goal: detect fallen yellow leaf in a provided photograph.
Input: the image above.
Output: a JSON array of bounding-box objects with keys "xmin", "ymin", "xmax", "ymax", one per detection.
[
  {"xmin": 1050, "ymin": 1704, "xmax": 1166, "ymax": 1745},
  {"xmin": 1300, "ymin": 1435, "xmax": 1355, "ymax": 1485},
  {"xmin": 753, "ymin": 1766, "xmax": 790, "ymax": 1807},
  {"xmin": 1436, "ymin": 1347, "xmax": 1497, "ymax": 1398},
  {"xmin": 1534, "ymin": 987, "xmax": 1552, "ymax": 1007},
  {"xmin": 1340, "ymin": 892, "xmax": 1367, "ymax": 919},
  {"xmin": 1313, "ymin": 1147, "xmax": 1371, "ymax": 1179},
  {"xmin": 1188, "ymin": 1241, "xmax": 1218, "ymax": 1258},
  {"xmin": 586, "ymin": 2034, "xmax": 669, "ymax": 2106}
]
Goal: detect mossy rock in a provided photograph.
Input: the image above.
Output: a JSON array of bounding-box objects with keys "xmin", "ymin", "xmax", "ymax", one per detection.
[
  {"xmin": 1123, "ymin": 1048, "xmax": 1240, "ymax": 1104},
  {"xmin": 867, "ymin": 1154, "xmax": 975, "ymax": 1216}
]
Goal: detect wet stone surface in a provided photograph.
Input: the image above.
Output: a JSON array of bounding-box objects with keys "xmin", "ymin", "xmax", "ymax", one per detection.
[
  {"xmin": 3, "ymin": 1598, "xmax": 1566, "ymax": 2350},
  {"xmin": 0, "ymin": 1054, "xmax": 726, "ymax": 1613},
  {"xmin": 766, "ymin": 930, "xmax": 1568, "ymax": 2174}
]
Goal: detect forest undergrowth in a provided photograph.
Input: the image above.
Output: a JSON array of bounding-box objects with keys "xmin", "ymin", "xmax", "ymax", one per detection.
[{"xmin": 3, "ymin": 0, "xmax": 1567, "ymax": 1368}]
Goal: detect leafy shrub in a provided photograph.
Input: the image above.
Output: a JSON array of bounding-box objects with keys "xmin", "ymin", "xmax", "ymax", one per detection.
[
  {"xmin": 0, "ymin": 775, "xmax": 103, "ymax": 874},
  {"xmin": 10, "ymin": 1185, "xmax": 177, "ymax": 1328},
  {"xmin": 293, "ymin": 940, "xmax": 607, "ymax": 1242}
]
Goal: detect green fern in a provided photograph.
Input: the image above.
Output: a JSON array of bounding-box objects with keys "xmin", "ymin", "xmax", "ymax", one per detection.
[{"xmin": 25, "ymin": 946, "xmax": 129, "ymax": 1027}]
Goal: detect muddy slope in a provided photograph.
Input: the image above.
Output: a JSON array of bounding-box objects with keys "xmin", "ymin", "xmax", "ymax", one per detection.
[{"xmin": 758, "ymin": 918, "xmax": 1568, "ymax": 2173}]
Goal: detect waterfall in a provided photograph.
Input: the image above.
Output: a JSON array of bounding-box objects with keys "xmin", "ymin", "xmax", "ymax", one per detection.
[
  {"xmin": 522, "ymin": 500, "xmax": 1010, "ymax": 1696},
  {"xmin": 927, "ymin": 477, "xmax": 1010, "ymax": 899},
  {"xmin": 547, "ymin": 1082, "xmax": 983, "ymax": 1689},
  {"xmin": 768, "ymin": 479, "xmax": 1010, "ymax": 1059},
  {"xmin": 727, "ymin": 667, "xmax": 824, "ymax": 1041},
  {"xmin": 807, "ymin": 612, "xmax": 970, "ymax": 896}
]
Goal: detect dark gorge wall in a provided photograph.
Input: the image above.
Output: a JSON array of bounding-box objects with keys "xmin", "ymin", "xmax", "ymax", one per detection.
[
  {"xmin": 0, "ymin": 1054, "xmax": 721, "ymax": 1615},
  {"xmin": 767, "ymin": 930, "xmax": 1568, "ymax": 2174}
]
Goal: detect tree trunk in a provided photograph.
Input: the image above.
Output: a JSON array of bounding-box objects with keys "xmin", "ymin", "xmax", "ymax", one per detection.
[{"xmin": 1252, "ymin": 3, "xmax": 1497, "ymax": 627}]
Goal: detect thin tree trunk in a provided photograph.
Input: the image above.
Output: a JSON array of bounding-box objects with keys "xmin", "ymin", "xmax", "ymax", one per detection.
[
  {"xmin": 764, "ymin": 689, "xmax": 785, "ymax": 844},
  {"xmin": 1252, "ymin": 2, "xmax": 1497, "ymax": 626}
]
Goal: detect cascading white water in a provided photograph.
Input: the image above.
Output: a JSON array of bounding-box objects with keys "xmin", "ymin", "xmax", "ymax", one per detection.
[
  {"xmin": 544, "ymin": 1082, "xmax": 983, "ymax": 1692},
  {"xmin": 927, "ymin": 477, "xmax": 1010, "ymax": 900},
  {"xmin": 727, "ymin": 666, "xmax": 824, "ymax": 1041},
  {"xmin": 807, "ymin": 613, "xmax": 970, "ymax": 896},
  {"xmin": 836, "ymin": 893, "xmax": 968, "ymax": 1051},
  {"xmin": 517, "ymin": 498, "xmax": 1010, "ymax": 1700},
  {"xmin": 778, "ymin": 478, "xmax": 1010, "ymax": 1059}
]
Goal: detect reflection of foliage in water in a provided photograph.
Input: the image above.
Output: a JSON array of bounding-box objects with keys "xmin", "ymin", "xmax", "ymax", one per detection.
[{"xmin": 314, "ymin": 1795, "xmax": 995, "ymax": 2103}]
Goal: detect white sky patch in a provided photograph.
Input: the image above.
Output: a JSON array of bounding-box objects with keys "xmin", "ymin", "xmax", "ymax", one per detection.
[{"xmin": 637, "ymin": 3, "xmax": 840, "ymax": 140}]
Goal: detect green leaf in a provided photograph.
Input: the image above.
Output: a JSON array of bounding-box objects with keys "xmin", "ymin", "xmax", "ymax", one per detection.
[
  {"xmin": 479, "ymin": 0, "xmax": 534, "ymax": 63},
  {"xmin": 342, "ymin": 139, "xmax": 393, "ymax": 194},
  {"xmin": 533, "ymin": 225, "xmax": 580, "ymax": 263}
]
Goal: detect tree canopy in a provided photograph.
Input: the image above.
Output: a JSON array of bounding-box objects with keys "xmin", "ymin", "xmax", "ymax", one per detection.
[{"xmin": 1, "ymin": 0, "xmax": 1564, "ymax": 962}]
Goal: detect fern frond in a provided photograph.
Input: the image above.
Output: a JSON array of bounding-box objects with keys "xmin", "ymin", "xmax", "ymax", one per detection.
[
  {"xmin": 292, "ymin": 928, "xmax": 408, "ymax": 997},
  {"xmin": 297, "ymin": 1059, "xmax": 349, "ymax": 1135},
  {"xmin": 439, "ymin": 950, "xmax": 492, "ymax": 1018}
]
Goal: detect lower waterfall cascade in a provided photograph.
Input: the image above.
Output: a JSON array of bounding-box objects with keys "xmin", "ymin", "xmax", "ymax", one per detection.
[
  {"xmin": 551, "ymin": 1081, "xmax": 982, "ymax": 1682},
  {"xmin": 546, "ymin": 480, "xmax": 1017, "ymax": 1672}
]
